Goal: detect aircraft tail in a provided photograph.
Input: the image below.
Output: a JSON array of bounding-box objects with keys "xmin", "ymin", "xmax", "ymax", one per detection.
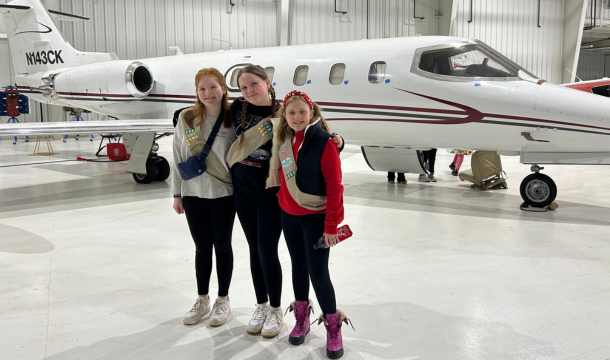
[{"xmin": 0, "ymin": 0, "xmax": 115, "ymax": 75}]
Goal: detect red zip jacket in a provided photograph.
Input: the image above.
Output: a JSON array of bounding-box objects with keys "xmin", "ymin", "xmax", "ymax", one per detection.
[{"xmin": 277, "ymin": 130, "xmax": 344, "ymax": 234}]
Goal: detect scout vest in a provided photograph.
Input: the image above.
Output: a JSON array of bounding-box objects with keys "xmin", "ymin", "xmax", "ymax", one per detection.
[
  {"xmin": 277, "ymin": 119, "xmax": 330, "ymax": 210},
  {"xmin": 182, "ymin": 115, "xmax": 232, "ymax": 185},
  {"xmin": 226, "ymin": 116, "xmax": 274, "ymax": 169}
]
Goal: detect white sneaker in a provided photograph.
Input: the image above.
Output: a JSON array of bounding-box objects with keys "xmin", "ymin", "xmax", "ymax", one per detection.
[
  {"xmin": 418, "ymin": 174, "xmax": 430, "ymax": 182},
  {"xmin": 246, "ymin": 302, "xmax": 269, "ymax": 334},
  {"xmin": 209, "ymin": 297, "xmax": 231, "ymax": 327},
  {"xmin": 183, "ymin": 296, "xmax": 210, "ymax": 325},
  {"xmin": 261, "ymin": 306, "xmax": 283, "ymax": 338},
  {"xmin": 428, "ymin": 174, "xmax": 437, "ymax": 182}
]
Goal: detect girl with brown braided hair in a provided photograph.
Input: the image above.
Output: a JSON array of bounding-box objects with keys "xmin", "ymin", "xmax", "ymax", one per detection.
[
  {"xmin": 228, "ymin": 65, "xmax": 285, "ymax": 338},
  {"xmin": 226, "ymin": 65, "xmax": 344, "ymax": 339}
]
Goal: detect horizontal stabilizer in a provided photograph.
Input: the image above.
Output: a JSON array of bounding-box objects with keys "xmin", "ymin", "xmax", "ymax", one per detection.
[
  {"xmin": 48, "ymin": 9, "xmax": 89, "ymax": 22},
  {"xmin": 0, "ymin": 4, "xmax": 31, "ymax": 13},
  {"xmin": 0, "ymin": 119, "xmax": 174, "ymax": 137}
]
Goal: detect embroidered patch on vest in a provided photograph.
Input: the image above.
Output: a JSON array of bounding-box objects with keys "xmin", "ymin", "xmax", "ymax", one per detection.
[
  {"xmin": 185, "ymin": 133, "xmax": 199, "ymax": 144},
  {"xmin": 258, "ymin": 119, "xmax": 273, "ymax": 137},
  {"xmin": 190, "ymin": 143, "xmax": 204, "ymax": 151},
  {"xmin": 185, "ymin": 128, "xmax": 196, "ymax": 135},
  {"xmin": 285, "ymin": 170, "xmax": 295, "ymax": 180},
  {"xmin": 281, "ymin": 157, "xmax": 293, "ymax": 169},
  {"xmin": 280, "ymin": 151, "xmax": 288, "ymax": 157}
]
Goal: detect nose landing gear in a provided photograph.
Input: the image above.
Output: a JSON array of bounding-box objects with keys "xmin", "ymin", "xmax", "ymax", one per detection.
[{"xmin": 519, "ymin": 165, "xmax": 558, "ymax": 210}]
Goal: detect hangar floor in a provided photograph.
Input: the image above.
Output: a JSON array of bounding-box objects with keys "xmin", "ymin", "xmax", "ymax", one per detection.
[{"xmin": 1, "ymin": 137, "xmax": 609, "ymax": 360}]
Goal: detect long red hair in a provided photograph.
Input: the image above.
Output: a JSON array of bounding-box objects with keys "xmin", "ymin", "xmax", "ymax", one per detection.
[{"xmin": 183, "ymin": 68, "xmax": 232, "ymax": 129}]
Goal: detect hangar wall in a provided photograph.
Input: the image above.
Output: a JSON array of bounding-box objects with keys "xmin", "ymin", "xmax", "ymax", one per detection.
[
  {"xmin": 0, "ymin": 0, "xmax": 590, "ymax": 125},
  {"xmin": 1, "ymin": 0, "xmax": 278, "ymax": 124},
  {"xmin": 289, "ymin": 0, "xmax": 442, "ymax": 45},
  {"xmin": 577, "ymin": 52, "xmax": 610, "ymax": 80},
  {"xmin": 55, "ymin": 0, "xmax": 277, "ymax": 59},
  {"xmin": 450, "ymin": 0, "xmax": 566, "ymax": 84}
]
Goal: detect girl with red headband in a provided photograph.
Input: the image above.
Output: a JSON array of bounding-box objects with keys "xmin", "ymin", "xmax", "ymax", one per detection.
[
  {"xmin": 270, "ymin": 90, "xmax": 351, "ymax": 359},
  {"xmin": 226, "ymin": 66, "xmax": 344, "ymax": 339}
]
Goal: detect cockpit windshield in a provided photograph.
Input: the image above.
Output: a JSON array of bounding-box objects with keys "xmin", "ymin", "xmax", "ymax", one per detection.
[{"xmin": 412, "ymin": 40, "xmax": 536, "ymax": 81}]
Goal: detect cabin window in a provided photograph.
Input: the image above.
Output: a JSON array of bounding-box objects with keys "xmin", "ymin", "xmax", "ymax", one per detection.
[
  {"xmin": 230, "ymin": 70, "xmax": 241, "ymax": 88},
  {"xmin": 329, "ymin": 63, "xmax": 346, "ymax": 85},
  {"xmin": 265, "ymin": 67, "xmax": 275, "ymax": 83},
  {"xmin": 368, "ymin": 62, "xmax": 387, "ymax": 83},
  {"xmin": 294, "ymin": 65, "xmax": 309, "ymax": 86}
]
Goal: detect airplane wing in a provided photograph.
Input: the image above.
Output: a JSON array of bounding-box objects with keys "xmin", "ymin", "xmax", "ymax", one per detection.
[{"xmin": 0, "ymin": 119, "xmax": 174, "ymax": 137}]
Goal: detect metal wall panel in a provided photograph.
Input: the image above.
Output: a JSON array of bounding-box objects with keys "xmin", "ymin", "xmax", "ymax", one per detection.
[
  {"xmin": 577, "ymin": 52, "xmax": 607, "ymax": 80},
  {"xmin": 290, "ymin": 0, "xmax": 439, "ymax": 45},
  {"xmin": 0, "ymin": 0, "xmax": 277, "ymax": 123},
  {"xmin": 450, "ymin": 0, "xmax": 564, "ymax": 84},
  {"xmin": 584, "ymin": 0, "xmax": 610, "ymax": 27},
  {"xmin": 57, "ymin": 0, "xmax": 277, "ymax": 56},
  {"xmin": 368, "ymin": 0, "xmax": 439, "ymax": 39}
]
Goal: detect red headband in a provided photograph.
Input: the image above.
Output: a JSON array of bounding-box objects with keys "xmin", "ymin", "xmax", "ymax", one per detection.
[{"xmin": 283, "ymin": 90, "xmax": 314, "ymax": 110}]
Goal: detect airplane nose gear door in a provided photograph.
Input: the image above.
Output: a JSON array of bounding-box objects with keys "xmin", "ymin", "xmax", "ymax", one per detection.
[{"xmin": 360, "ymin": 146, "xmax": 428, "ymax": 174}]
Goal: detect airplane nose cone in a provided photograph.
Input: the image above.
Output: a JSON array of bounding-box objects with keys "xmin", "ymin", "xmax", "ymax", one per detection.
[{"xmin": 534, "ymin": 82, "xmax": 610, "ymax": 121}]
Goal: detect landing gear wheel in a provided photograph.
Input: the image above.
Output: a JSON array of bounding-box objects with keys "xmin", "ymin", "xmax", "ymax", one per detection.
[
  {"xmin": 132, "ymin": 158, "xmax": 158, "ymax": 184},
  {"xmin": 520, "ymin": 173, "xmax": 557, "ymax": 208},
  {"xmin": 63, "ymin": 139, "xmax": 67, "ymax": 143},
  {"xmin": 154, "ymin": 156, "xmax": 170, "ymax": 181}
]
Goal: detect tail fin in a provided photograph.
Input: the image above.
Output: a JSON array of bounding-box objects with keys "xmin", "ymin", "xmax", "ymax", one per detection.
[{"xmin": 0, "ymin": 0, "xmax": 114, "ymax": 75}]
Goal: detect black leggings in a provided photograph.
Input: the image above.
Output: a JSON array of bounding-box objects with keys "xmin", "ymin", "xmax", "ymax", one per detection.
[
  {"xmin": 183, "ymin": 195, "xmax": 236, "ymax": 297},
  {"xmin": 282, "ymin": 210, "xmax": 336, "ymax": 315},
  {"xmin": 387, "ymin": 172, "xmax": 405, "ymax": 182},
  {"xmin": 234, "ymin": 186, "xmax": 283, "ymax": 307},
  {"xmin": 423, "ymin": 148, "xmax": 437, "ymax": 174}
]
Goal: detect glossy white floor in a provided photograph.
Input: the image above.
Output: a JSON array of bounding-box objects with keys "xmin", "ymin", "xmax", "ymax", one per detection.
[{"xmin": 1, "ymin": 136, "xmax": 609, "ymax": 360}]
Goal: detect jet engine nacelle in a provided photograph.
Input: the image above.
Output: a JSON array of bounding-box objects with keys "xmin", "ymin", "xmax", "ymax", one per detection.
[
  {"xmin": 51, "ymin": 61, "xmax": 154, "ymax": 99},
  {"xmin": 361, "ymin": 146, "xmax": 427, "ymax": 174}
]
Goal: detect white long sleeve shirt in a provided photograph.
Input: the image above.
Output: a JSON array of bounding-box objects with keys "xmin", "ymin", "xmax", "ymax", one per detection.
[{"xmin": 171, "ymin": 114, "xmax": 236, "ymax": 199}]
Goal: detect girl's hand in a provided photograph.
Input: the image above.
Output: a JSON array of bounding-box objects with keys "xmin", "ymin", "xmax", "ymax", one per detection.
[
  {"xmin": 332, "ymin": 133, "xmax": 343, "ymax": 149},
  {"xmin": 173, "ymin": 197, "xmax": 184, "ymax": 214},
  {"xmin": 324, "ymin": 233, "xmax": 339, "ymax": 247}
]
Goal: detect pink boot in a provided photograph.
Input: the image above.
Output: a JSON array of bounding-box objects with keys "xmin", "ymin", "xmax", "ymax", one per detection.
[
  {"xmin": 287, "ymin": 299, "xmax": 314, "ymax": 345},
  {"xmin": 317, "ymin": 310, "xmax": 353, "ymax": 359}
]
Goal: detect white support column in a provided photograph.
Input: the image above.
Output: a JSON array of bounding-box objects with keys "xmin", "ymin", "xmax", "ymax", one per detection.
[
  {"xmin": 562, "ymin": 0, "xmax": 588, "ymax": 83},
  {"xmin": 436, "ymin": 0, "xmax": 454, "ymax": 36},
  {"xmin": 276, "ymin": 0, "xmax": 290, "ymax": 46}
]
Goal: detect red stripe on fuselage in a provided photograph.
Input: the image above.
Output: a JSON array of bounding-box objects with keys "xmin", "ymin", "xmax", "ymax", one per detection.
[
  {"xmin": 18, "ymin": 87, "xmax": 610, "ymax": 132},
  {"xmin": 483, "ymin": 113, "xmax": 610, "ymax": 132},
  {"xmin": 56, "ymin": 92, "xmax": 135, "ymax": 98}
]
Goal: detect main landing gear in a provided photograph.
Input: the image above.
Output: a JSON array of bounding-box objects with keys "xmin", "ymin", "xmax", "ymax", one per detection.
[
  {"xmin": 519, "ymin": 165, "xmax": 558, "ymax": 211},
  {"xmin": 132, "ymin": 139, "xmax": 170, "ymax": 184}
]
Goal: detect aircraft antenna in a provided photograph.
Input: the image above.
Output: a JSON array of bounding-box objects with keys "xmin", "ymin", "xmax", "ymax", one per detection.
[
  {"xmin": 212, "ymin": 38, "xmax": 233, "ymax": 50},
  {"xmin": 565, "ymin": 68, "xmax": 582, "ymax": 82}
]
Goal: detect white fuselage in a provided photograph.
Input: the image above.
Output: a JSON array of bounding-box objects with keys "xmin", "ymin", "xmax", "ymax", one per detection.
[{"xmin": 16, "ymin": 36, "xmax": 610, "ymax": 154}]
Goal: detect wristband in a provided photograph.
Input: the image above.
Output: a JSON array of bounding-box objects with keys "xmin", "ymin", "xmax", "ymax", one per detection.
[{"xmin": 173, "ymin": 194, "xmax": 181, "ymax": 198}]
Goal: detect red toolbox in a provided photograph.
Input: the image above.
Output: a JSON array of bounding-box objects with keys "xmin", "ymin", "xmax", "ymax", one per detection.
[{"xmin": 107, "ymin": 143, "xmax": 130, "ymax": 160}]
